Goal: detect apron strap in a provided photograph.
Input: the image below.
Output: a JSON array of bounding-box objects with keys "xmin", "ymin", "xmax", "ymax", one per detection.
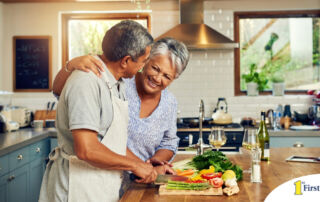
[{"xmin": 48, "ymin": 147, "xmax": 72, "ymax": 161}]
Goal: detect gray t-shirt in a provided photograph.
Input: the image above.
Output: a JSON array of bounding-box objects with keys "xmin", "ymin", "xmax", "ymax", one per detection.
[
  {"xmin": 56, "ymin": 56, "xmax": 126, "ymax": 155},
  {"xmin": 39, "ymin": 56, "xmax": 126, "ymax": 202}
]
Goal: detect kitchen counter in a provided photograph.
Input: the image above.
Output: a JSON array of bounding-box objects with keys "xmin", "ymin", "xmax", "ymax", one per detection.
[
  {"xmin": 178, "ymin": 128, "xmax": 243, "ymax": 132},
  {"xmin": 269, "ymin": 129, "xmax": 320, "ymax": 137},
  {"xmin": 120, "ymin": 147, "xmax": 320, "ymax": 202},
  {"xmin": 0, "ymin": 128, "xmax": 57, "ymax": 156},
  {"xmin": 178, "ymin": 127, "xmax": 320, "ymax": 136}
]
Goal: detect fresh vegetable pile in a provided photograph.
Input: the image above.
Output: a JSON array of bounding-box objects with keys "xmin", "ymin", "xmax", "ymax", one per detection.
[
  {"xmin": 167, "ymin": 151, "xmax": 242, "ymax": 196},
  {"xmin": 188, "ymin": 150, "xmax": 243, "ymax": 181}
]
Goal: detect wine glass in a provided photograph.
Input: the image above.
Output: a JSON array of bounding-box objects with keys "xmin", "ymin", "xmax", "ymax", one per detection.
[
  {"xmin": 208, "ymin": 127, "xmax": 227, "ymax": 151},
  {"xmin": 241, "ymin": 128, "xmax": 260, "ymax": 173}
]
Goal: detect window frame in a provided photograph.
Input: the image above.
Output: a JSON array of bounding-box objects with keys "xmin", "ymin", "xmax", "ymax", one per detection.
[
  {"xmin": 61, "ymin": 13, "xmax": 151, "ymax": 67},
  {"xmin": 234, "ymin": 10, "xmax": 320, "ymax": 96}
]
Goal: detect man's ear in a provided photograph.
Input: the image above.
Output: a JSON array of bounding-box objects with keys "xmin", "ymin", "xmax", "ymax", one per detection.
[{"xmin": 120, "ymin": 55, "xmax": 131, "ymax": 69}]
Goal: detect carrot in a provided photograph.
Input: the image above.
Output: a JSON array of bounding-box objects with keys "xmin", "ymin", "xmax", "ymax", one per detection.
[
  {"xmin": 177, "ymin": 169, "xmax": 195, "ymax": 176},
  {"xmin": 175, "ymin": 169, "xmax": 182, "ymax": 174}
]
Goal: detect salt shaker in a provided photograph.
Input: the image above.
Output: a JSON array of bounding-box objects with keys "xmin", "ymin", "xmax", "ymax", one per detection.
[{"xmin": 251, "ymin": 147, "xmax": 262, "ymax": 183}]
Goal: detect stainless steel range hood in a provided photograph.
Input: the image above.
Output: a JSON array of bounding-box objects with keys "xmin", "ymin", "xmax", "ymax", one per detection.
[{"xmin": 155, "ymin": 0, "xmax": 238, "ymax": 50}]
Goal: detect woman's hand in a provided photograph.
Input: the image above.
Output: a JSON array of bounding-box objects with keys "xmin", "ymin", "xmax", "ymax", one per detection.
[
  {"xmin": 154, "ymin": 164, "xmax": 176, "ymax": 175},
  {"xmin": 67, "ymin": 55, "xmax": 104, "ymax": 77},
  {"xmin": 146, "ymin": 157, "xmax": 173, "ymax": 167}
]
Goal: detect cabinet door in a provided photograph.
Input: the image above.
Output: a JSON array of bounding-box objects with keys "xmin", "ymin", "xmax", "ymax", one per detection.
[
  {"xmin": 0, "ymin": 174, "xmax": 8, "ymax": 202},
  {"xmin": 8, "ymin": 164, "xmax": 29, "ymax": 202},
  {"xmin": 29, "ymin": 159, "xmax": 46, "ymax": 202}
]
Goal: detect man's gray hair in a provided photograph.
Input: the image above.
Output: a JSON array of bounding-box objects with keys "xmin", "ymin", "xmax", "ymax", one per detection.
[
  {"xmin": 150, "ymin": 37, "xmax": 189, "ymax": 78},
  {"xmin": 102, "ymin": 20, "xmax": 153, "ymax": 62}
]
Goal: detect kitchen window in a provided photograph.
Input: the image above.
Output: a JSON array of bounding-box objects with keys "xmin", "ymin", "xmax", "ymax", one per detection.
[
  {"xmin": 234, "ymin": 10, "xmax": 320, "ymax": 96},
  {"xmin": 61, "ymin": 13, "xmax": 150, "ymax": 67}
]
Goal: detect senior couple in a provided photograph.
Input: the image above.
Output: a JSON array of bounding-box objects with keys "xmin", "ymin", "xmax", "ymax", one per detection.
[{"xmin": 39, "ymin": 20, "xmax": 189, "ymax": 202}]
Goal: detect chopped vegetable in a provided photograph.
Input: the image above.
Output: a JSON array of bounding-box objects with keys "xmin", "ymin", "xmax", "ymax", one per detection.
[
  {"xmin": 201, "ymin": 172, "xmax": 222, "ymax": 180},
  {"xmin": 209, "ymin": 178, "xmax": 224, "ymax": 188},
  {"xmin": 190, "ymin": 173, "xmax": 203, "ymax": 181},
  {"xmin": 176, "ymin": 169, "xmax": 195, "ymax": 176},
  {"xmin": 199, "ymin": 165, "xmax": 215, "ymax": 175},
  {"xmin": 185, "ymin": 179, "xmax": 205, "ymax": 183},
  {"xmin": 188, "ymin": 151, "xmax": 243, "ymax": 181}
]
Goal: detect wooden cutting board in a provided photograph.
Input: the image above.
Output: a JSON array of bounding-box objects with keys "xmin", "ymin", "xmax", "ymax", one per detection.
[{"xmin": 159, "ymin": 185, "xmax": 223, "ymax": 196}]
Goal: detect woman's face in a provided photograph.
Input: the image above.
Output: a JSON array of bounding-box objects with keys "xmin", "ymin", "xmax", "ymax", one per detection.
[{"xmin": 140, "ymin": 54, "xmax": 177, "ymax": 95}]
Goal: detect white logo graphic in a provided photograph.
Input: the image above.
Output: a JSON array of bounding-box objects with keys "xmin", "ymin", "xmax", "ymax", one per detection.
[{"xmin": 265, "ymin": 174, "xmax": 320, "ymax": 202}]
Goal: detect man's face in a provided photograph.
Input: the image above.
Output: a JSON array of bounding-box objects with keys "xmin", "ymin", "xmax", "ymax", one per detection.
[{"xmin": 123, "ymin": 46, "xmax": 151, "ymax": 78}]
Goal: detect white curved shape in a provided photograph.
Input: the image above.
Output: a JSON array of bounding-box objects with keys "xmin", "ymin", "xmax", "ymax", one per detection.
[{"xmin": 265, "ymin": 174, "xmax": 320, "ymax": 202}]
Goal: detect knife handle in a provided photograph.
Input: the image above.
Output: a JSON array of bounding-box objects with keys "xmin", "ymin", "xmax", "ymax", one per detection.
[{"xmin": 129, "ymin": 173, "xmax": 141, "ymax": 181}]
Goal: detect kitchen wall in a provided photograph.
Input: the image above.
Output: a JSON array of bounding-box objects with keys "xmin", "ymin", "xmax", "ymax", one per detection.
[
  {"xmin": 0, "ymin": 0, "xmax": 318, "ymax": 121},
  {"xmin": 0, "ymin": 0, "xmax": 178, "ymax": 110}
]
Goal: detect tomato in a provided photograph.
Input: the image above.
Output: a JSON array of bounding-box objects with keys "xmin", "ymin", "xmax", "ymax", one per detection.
[
  {"xmin": 307, "ymin": 90, "xmax": 315, "ymax": 95},
  {"xmin": 201, "ymin": 172, "xmax": 222, "ymax": 180},
  {"xmin": 209, "ymin": 178, "xmax": 224, "ymax": 188}
]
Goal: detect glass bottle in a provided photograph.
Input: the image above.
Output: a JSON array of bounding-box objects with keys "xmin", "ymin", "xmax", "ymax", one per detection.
[{"xmin": 257, "ymin": 111, "xmax": 270, "ymax": 161}]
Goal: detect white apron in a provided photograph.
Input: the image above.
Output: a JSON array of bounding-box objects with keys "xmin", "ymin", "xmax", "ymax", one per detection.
[{"xmin": 50, "ymin": 71, "xmax": 128, "ymax": 202}]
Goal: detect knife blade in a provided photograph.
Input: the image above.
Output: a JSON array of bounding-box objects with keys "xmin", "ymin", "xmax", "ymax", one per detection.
[
  {"xmin": 129, "ymin": 173, "xmax": 188, "ymax": 184},
  {"xmin": 154, "ymin": 174, "xmax": 189, "ymax": 184}
]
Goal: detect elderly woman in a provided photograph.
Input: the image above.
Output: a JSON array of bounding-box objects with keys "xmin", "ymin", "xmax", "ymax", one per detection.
[{"xmin": 53, "ymin": 38, "xmax": 189, "ymax": 171}]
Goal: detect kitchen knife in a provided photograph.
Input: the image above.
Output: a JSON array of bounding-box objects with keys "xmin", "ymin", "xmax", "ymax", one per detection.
[
  {"xmin": 50, "ymin": 102, "xmax": 56, "ymax": 111},
  {"xmin": 129, "ymin": 173, "xmax": 188, "ymax": 184},
  {"xmin": 155, "ymin": 174, "xmax": 189, "ymax": 184}
]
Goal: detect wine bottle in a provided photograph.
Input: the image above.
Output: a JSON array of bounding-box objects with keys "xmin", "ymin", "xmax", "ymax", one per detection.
[{"xmin": 258, "ymin": 111, "xmax": 270, "ymax": 161}]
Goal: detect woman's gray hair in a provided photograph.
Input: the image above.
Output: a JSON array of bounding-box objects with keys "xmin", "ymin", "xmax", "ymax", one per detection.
[
  {"xmin": 150, "ymin": 37, "xmax": 189, "ymax": 78},
  {"xmin": 102, "ymin": 20, "xmax": 153, "ymax": 62}
]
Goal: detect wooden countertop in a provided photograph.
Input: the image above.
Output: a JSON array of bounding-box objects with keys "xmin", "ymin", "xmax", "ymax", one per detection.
[{"xmin": 120, "ymin": 148, "xmax": 320, "ymax": 202}]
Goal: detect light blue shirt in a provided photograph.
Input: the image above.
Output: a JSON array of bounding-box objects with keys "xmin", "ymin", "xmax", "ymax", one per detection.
[{"xmin": 125, "ymin": 77, "xmax": 179, "ymax": 162}]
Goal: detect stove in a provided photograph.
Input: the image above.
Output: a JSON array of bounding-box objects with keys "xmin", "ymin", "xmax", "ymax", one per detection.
[
  {"xmin": 176, "ymin": 118, "xmax": 243, "ymax": 152},
  {"xmin": 177, "ymin": 122, "xmax": 241, "ymax": 129}
]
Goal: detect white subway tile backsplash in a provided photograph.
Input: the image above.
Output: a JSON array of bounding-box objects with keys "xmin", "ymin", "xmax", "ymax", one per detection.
[{"xmin": 9, "ymin": 8, "xmax": 312, "ymax": 121}]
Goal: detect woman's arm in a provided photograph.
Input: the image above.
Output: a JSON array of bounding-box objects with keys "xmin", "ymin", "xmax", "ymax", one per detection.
[
  {"xmin": 147, "ymin": 149, "xmax": 174, "ymax": 165},
  {"xmin": 53, "ymin": 55, "xmax": 104, "ymax": 96}
]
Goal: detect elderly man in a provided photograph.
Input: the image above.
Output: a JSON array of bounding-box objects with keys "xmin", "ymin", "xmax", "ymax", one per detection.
[{"xmin": 39, "ymin": 20, "xmax": 156, "ymax": 202}]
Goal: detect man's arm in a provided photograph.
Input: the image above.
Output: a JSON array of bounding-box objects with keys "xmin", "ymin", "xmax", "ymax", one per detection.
[
  {"xmin": 72, "ymin": 129, "xmax": 157, "ymax": 183},
  {"xmin": 126, "ymin": 148, "xmax": 144, "ymax": 162},
  {"xmin": 53, "ymin": 56, "xmax": 104, "ymax": 95}
]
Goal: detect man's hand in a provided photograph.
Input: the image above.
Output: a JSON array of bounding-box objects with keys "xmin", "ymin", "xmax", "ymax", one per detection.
[{"xmin": 132, "ymin": 161, "xmax": 158, "ymax": 184}]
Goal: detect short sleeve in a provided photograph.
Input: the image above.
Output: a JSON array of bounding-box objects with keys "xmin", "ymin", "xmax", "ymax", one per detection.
[{"xmin": 64, "ymin": 74, "xmax": 102, "ymax": 132}]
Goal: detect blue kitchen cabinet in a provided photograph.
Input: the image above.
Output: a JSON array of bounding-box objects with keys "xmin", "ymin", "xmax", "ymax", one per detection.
[
  {"xmin": 0, "ymin": 174, "xmax": 8, "ymax": 202},
  {"xmin": 8, "ymin": 164, "xmax": 29, "ymax": 202},
  {"xmin": 270, "ymin": 136, "xmax": 320, "ymax": 148},
  {"xmin": 29, "ymin": 159, "xmax": 46, "ymax": 202},
  {"xmin": 0, "ymin": 138, "xmax": 51, "ymax": 202}
]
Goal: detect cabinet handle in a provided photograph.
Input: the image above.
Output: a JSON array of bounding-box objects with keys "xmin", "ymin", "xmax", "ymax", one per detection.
[
  {"xmin": 17, "ymin": 154, "xmax": 23, "ymax": 160},
  {"xmin": 8, "ymin": 175, "xmax": 15, "ymax": 181},
  {"xmin": 36, "ymin": 147, "xmax": 41, "ymax": 153},
  {"xmin": 233, "ymin": 135, "xmax": 236, "ymax": 141}
]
